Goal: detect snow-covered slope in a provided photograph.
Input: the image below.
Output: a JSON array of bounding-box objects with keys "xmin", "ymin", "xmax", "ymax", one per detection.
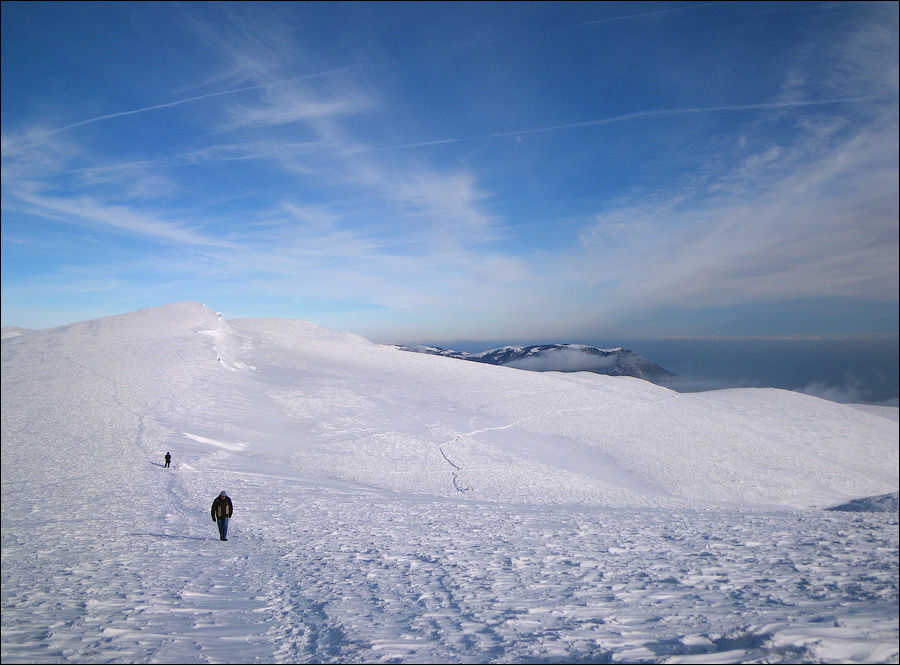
[
  {"xmin": 167, "ymin": 308, "xmax": 900, "ymax": 507},
  {"xmin": 95, "ymin": 306, "xmax": 897, "ymax": 510},
  {"xmin": 2, "ymin": 302, "xmax": 897, "ymax": 663}
]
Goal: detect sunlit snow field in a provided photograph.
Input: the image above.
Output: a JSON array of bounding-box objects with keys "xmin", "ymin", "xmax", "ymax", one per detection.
[{"xmin": 2, "ymin": 302, "xmax": 897, "ymax": 663}]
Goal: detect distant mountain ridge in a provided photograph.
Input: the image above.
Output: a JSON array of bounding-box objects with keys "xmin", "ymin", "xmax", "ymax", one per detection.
[
  {"xmin": 826, "ymin": 491, "xmax": 899, "ymax": 513},
  {"xmin": 393, "ymin": 343, "xmax": 674, "ymax": 380}
]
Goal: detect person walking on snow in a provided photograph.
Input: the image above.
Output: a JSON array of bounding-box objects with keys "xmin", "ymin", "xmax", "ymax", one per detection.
[
  {"xmin": 211, "ymin": 491, "xmax": 233, "ymax": 541},
  {"xmin": 164, "ymin": 452, "xmax": 171, "ymax": 468}
]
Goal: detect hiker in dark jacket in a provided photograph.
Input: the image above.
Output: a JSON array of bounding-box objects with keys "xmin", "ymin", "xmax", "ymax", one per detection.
[
  {"xmin": 211, "ymin": 491, "xmax": 233, "ymax": 541},
  {"xmin": 164, "ymin": 452, "xmax": 171, "ymax": 468}
]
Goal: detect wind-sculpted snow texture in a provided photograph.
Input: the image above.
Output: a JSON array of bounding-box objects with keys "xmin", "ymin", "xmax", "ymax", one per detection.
[{"xmin": 2, "ymin": 302, "xmax": 898, "ymax": 663}]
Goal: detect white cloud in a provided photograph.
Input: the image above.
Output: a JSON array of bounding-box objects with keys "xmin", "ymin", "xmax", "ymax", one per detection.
[
  {"xmin": 223, "ymin": 84, "xmax": 369, "ymax": 130},
  {"xmin": 1, "ymin": 131, "xmax": 223, "ymax": 248},
  {"xmin": 800, "ymin": 380, "xmax": 866, "ymax": 404},
  {"xmin": 387, "ymin": 170, "xmax": 496, "ymax": 238},
  {"xmin": 12, "ymin": 190, "xmax": 227, "ymax": 248},
  {"xmin": 4, "ymin": 3, "xmax": 896, "ymax": 341},
  {"xmin": 506, "ymin": 348, "xmax": 618, "ymax": 372},
  {"xmin": 572, "ymin": 103, "xmax": 899, "ymax": 324},
  {"xmin": 278, "ymin": 202, "xmax": 339, "ymax": 232}
]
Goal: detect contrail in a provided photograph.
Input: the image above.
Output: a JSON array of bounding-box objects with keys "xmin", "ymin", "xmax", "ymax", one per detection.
[
  {"xmin": 47, "ymin": 69, "xmax": 347, "ymax": 135},
  {"xmin": 571, "ymin": 2, "xmax": 719, "ymax": 27},
  {"xmin": 359, "ymin": 96, "xmax": 889, "ymax": 153}
]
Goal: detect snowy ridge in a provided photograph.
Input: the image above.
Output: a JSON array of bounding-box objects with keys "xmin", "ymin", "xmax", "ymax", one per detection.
[
  {"xmin": 197, "ymin": 310, "xmax": 257, "ymax": 373},
  {"xmin": 848, "ymin": 403, "xmax": 900, "ymax": 422},
  {"xmin": 1, "ymin": 327, "xmax": 31, "ymax": 340},
  {"xmin": 2, "ymin": 303, "xmax": 897, "ymax": 663},
  {"xmin": 395, "ymin": 342, "xmax": 674, "ymax": 380},
  {"xmin": 827, "ymin": 491, "xmax": 899, "ymax": 513}
]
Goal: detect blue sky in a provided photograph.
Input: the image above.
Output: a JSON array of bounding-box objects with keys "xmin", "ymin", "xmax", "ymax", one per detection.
[{"xmin": 2, "ymin": 1, "xmax": 897, "ymax": 343}]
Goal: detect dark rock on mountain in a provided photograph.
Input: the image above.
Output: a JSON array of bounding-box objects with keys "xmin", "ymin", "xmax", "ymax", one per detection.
[{"xmin": 826, "ymin": 491, "xmax": 899, "ymax": 513}]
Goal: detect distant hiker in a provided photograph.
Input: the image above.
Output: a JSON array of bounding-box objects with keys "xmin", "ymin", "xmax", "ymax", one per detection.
[
  {"xmin": 211, "ymin": 491, "xmax": 233, "ymax": 541},
  {"xmin": 164, "ymin": 452, "xmax": 171, "ymax": 468}
]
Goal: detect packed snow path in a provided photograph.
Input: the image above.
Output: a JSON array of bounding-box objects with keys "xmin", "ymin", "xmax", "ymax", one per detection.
[{"xmin": 3, "ymin": 303, "xmax": 898, "ymax": 663}]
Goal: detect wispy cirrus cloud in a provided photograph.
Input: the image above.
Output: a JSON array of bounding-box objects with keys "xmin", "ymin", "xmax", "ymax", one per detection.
[
  {"xmin": 10, "ymin": 189, "xmax": 228, "ymax": 248},
  {"xmin": 570, "ymin": 108, "xmax": 899, "ymax": 330},
  {"xmin": 385, "ymin": 170, "xmax": 496, "ymax": 238},
  {"xmin": 3, "ymin": 2, "xmax": 895, "ymax": 341},
  {"xmin": 221, "ymin": 83, "xmax": 370, "ymax": 130},
  {"xmin": 2, "ymin": 37, "xmax": 502, "ymax": 312},
  {"xmin": 1, "ymin": 129, "xmax": 223, "ymax": 248}
]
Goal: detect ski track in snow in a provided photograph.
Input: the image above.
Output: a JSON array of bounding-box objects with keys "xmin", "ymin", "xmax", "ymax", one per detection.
[{"xmin": 2, "ymin": 303, "xmax": 898, "ymax": 663}]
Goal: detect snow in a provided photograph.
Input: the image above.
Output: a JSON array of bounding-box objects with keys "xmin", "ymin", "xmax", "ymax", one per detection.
[
  {"xmin": 2, "ymin": 302, "xmax": 898, "ymax": 663},
  {"xmin": 848, "ymin": 403, "xmax": 900, "ymax": 423},
  {"xmin": 462, "ymin": 344, "xmax": 640, "ymax": 375},
  {"xmin": 827, "ymin": 491, "xmax": 900, "ymax": 513},
  {"xmin": 472, "ymin": 345, "xmax": 524, "ymax": 357},
  {"xmin": 505, "ymin": 346, "xmax": 619, "ymax": 372},
  {"xmin": 1, "ymin": 327, "xmax": 29, "ymax": 340}
]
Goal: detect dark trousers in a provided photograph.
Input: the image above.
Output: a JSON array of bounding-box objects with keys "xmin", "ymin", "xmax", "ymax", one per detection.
[
  {"xmin": 164, "ymin": 460, "xmax": 170, "ymax": 467},
  {"xmin": 217, "ymin": 517, "xmax": 229, "ymax": 540}
]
